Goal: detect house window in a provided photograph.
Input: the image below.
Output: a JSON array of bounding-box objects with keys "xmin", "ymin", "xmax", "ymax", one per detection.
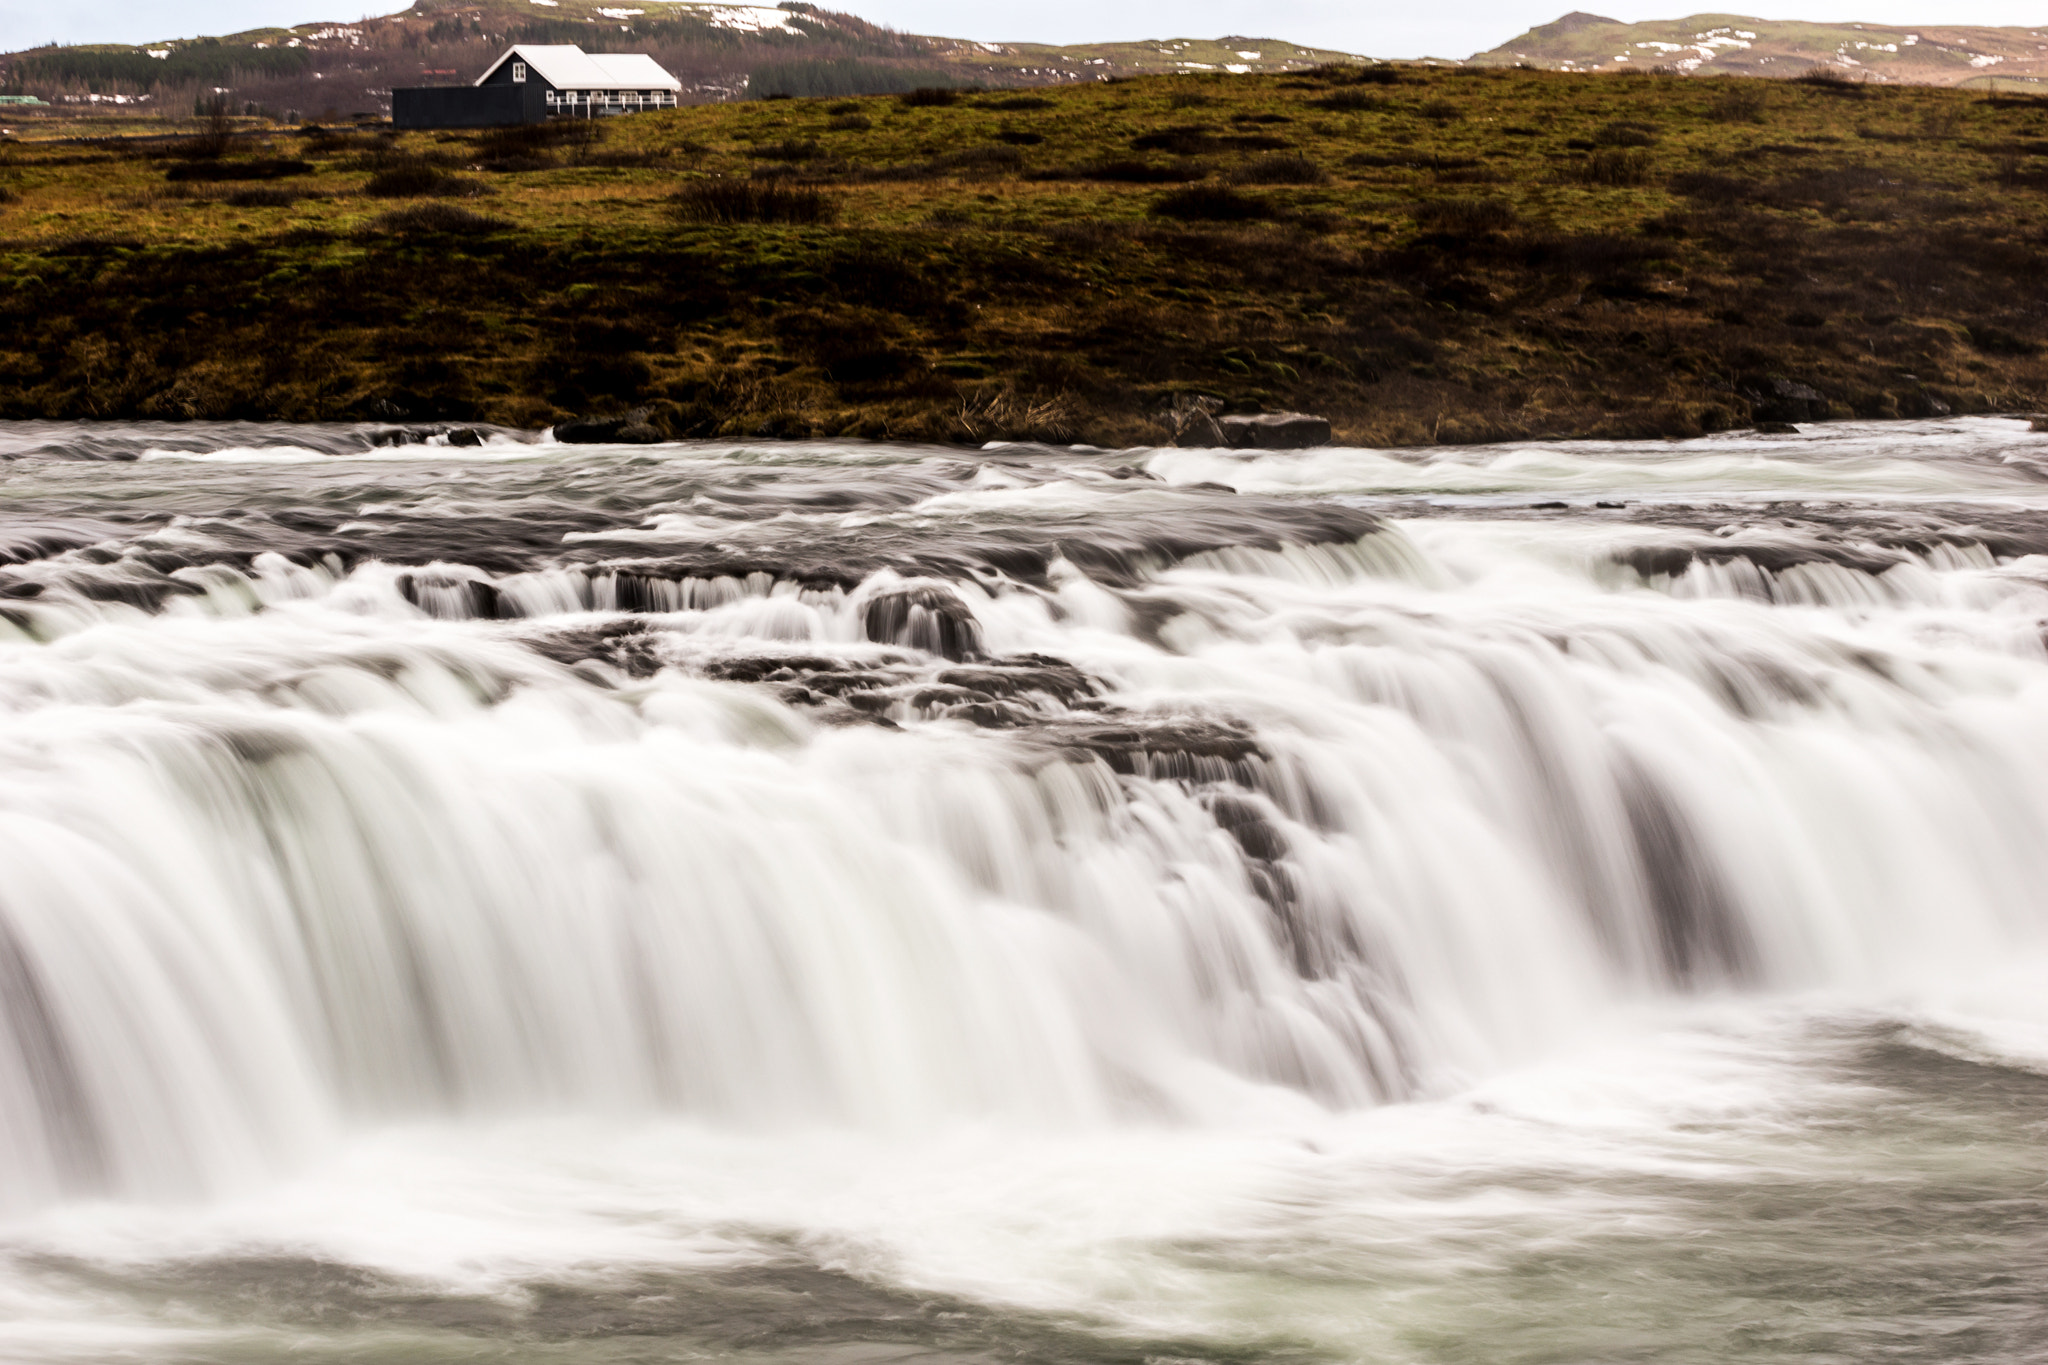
[{"xmin": 512, "ymin": 62, "xmax": 527, "ymax": 83}]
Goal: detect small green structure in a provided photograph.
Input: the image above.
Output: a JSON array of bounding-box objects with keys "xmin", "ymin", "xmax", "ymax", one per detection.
[{"xmin": 0, "ymin": 96, "xmax": 48, "ymax": 107}]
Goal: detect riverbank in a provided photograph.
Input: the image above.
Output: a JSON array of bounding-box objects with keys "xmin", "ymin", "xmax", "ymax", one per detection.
[{"xmin": 1, "ymin": 65, "xmax": 2045, "ymax": 443}]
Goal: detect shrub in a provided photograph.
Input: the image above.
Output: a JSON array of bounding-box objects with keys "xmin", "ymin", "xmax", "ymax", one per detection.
[
  {"xmin": 363, "ymin": 162, "xmax": 480, "ymax": 198},
  {"xmin": 1061, "ymin": 159, "xmax": 1205, "ymax": 183},
  {"xmin": 929, "ymin": 145, "xmax": 1024, "ymax": 175},
  {"xmin": 751, "ymin": 138, "xmax": 822, "ymax": 162},
  {"xmin": 826, "ymin": 101, "xmax": 862, "ymax": 115},
  {"xmin": 1669, "ymin": 170, "xmax": 1756, "ymax": 204},
  {"xmin": 1573, "ymin": 149, "xmax": 1653, "ymax": 186},
  {"xmin": 1316, "ymin": 89, "xmax": 1389, "ymax": 112},
  {"xmin": 474, "ymin": 121, "xmax": 600, "ymax": 159},
  {"xmin": 1314, "ymin": 62, "xmax": 1402, "ymax": 85},
  {"xmin": 0, "ymin": 186, "xmax": 16, "ymax": 205},
  {"xmin": 1595, "ymin": 120, "xmax": 1659, "ymax": 147},
  {"xmin": 827, "ymin": 113, "xmax": 872, "ymax": 131},
  {"xmin": 164, "ymin": 158, "xmax": 312, "ymax": 182},
  {"xmin": 670, "ymin": 179, "xmax": 838, "ymax": 224},
  {"xmin": 986, "ymin": 95, "xmax": 1052, "ymax": 111},
  {"xmin": 225, "ymin": 187, "xmax": 300, "ymax": 208},
  {"xmin": 369, "ymin": 204, "xmax": 504, "ymax": 234},
  {"xmin": 1133, "ymin": 126, "xmax": 1221, "ymax": 155},
  {"xmin": 1419, "ymin": 99, "xmax": 1463, "ymax": 125},
  {"xmin": 1794, "ymin": 65, "xmax": 1867, "ymax": 97},
  {"xmin": 901, "ymin": 87, "xmax": 960, "ymax": 108},
  {"xmin": 1707, "ymin": 83, "xmax": 1768, "ymax": 123},
  {"xmin": 1151, "ymin": 185, "xmax": 1272, "ymax": 221},
  {"xmin": 1414, "ymin": 197, "xmax": 1518, "ymax": 232},
  {"xmin": 996, "ymin": 129, "xmax": 1043, "ymax": 145},
  {"xmin": 1229, "ymin": 153, "xmax": 1327, "ymax": 185}
]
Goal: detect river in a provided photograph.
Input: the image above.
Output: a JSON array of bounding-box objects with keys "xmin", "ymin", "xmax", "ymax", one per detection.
[{"xmin": 0, "ymin": 417, "xmax": 2042, "ymax": 1363}]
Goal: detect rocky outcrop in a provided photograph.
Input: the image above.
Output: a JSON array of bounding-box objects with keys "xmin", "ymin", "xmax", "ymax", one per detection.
[
  {"xmin": 554, "ymin": 409, "xmax": 664, "ymax": 445},
  {"xmin": 1741, "ymin": 375, "xmax": 1829, "ymax": 425},
  {"xmin": 1219, "ymin": 413, "xmax": 1333, "ymax": 450}
]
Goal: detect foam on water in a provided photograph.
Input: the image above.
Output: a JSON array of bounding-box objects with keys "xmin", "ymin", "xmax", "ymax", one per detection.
[{"xmin": 0, "ymin": 418, "xmax": 2043, "ymax": 1362}]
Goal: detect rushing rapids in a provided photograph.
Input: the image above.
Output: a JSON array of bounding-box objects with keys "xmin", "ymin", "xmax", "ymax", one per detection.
[{"xmin": 0, "ymin": 417, "xmax": 2045, "ymax": 1362}]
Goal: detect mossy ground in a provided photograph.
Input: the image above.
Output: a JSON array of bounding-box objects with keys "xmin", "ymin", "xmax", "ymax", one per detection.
[{"xmin": 2, "ymin": 65, "xmax": 2046, "ymax": 444}]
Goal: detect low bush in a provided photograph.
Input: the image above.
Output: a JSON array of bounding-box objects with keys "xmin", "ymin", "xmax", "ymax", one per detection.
[
  {"xmin": 1316, "ymin": 89, "xmax": 1388, "ymax": 112},
  {"xmin": 164, "ymin": 159, "xmax": 311, "ymax": 182},
  {"xmin": 1055, "ymin": 159, "xmax": 1206, "ymax": 183},
  {"xmin": 1151, "ymin": 185, "xmax": 1271, "ymax": 221},
  {"xmin": 900, "ymin": 87, "xmax": 959, "ymax": 108},
  {"xmin": 1414, "ymin": 197, "xmax": 1518, "ymax": 232},
  {"xmin": 670, "ymin": 179, "xmax": 838, "ymax": 224},
  {"xmin": 1572, "ymin": 149, "xmax": 1653, "ymax": 186},
  {"xmin": 986, "ymin": 95, "xmax": 1052, "ymax": 111},
  {"xmin": 224, "ymin": 187, "xmax": 300, "ymax": 208},
  {"xmin": 1595, "ymin": 121, "xmax": 1658, "ymax": 147},
  {"xmin": 368, "ymin": 203, "xmax": 504, "ymax": 234},
  {"xmin": 363, "ymin": 162, "xmax": 481, "ymax": 198},
  {"xmin": 1706, "ymin": 83, "xmax": 1767, "ymax": 123},
  {"xmin": 1419, "ymin": 99, "xmax": 1463, "ymax": 125},
  {"xmin": 1229, "ymin": 153, "xmax": 1327, "ymax": 185},
  {"xmin": 751, "ymin": 138, "xmax": 823, "ymax": 162},
  {"xmin": 827, "ymin": 113, "xmax": 872, "ymax": 132},
  {"xmin": 929, "ymin": 145, "xmax": 1025, "ymax": 175},
  {"xmin": 1795, "ymin": 65, "xmax": 1866, "ymax": 95},
  {"xmin": 1314, "ymin": 62, "xmax": 1403, "ymax": 85}
]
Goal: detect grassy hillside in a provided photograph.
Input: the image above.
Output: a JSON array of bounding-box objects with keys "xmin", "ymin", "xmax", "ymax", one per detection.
[
  {"xmin": 1473, "ymin": 11, "xmax": 2048, "ymax": 88},
  {"xmin": 0, "ymin": 64, "xmax": 2044, "ymax": 444}
]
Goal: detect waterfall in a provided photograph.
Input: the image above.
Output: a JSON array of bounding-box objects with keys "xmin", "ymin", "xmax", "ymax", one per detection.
[{"xmin": 2, "ymin": 420, "xmax": 2046, "ymax": 1224}]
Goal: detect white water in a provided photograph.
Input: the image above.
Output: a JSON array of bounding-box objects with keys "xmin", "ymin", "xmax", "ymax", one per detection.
[{"xmin": 0, "ymin": 418, "xmax": 2045, "ymax": 1362}]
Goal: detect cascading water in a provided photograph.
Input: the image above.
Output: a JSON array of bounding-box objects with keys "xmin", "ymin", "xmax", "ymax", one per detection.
[{"xmin": 0, "ymin": 417, "xmax": 2043, "ymax": 1363}]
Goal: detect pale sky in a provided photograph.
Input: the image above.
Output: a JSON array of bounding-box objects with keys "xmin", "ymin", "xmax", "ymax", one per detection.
[{"xmin": 4, "ymin": 0, "xmax": 2046, "ymax": 59}]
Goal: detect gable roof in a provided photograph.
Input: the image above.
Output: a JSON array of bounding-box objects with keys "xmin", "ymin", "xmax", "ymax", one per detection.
[{"xmin": 475, "ymin": 45, "xmax": 681, "ymax": 92}]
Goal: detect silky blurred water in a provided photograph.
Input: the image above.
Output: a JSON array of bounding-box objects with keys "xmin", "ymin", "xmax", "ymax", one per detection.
[{"xmin": 0, "ymin": 417, "xmax": 2043, "ymax": 1363}]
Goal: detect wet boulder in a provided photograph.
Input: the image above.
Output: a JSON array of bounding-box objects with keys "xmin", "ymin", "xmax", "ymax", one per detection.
[
  {"xmin": 1740, "ymin": 375, "xmax": 1829, "ymax": 425},
  {"xmin": 554, "ymin": 409, "xmax": 664, "ymax": 445},
  {"xmin": 861, "ymin": 583, "xmax": 983, "ymax": 661},
  {"xmin": 1175, "ymin": 407, "xmax": 1230, "ymax": 448},
  {"xmin": 1220, "ymin": 412, "xmax": 1333, "ymax": 450}
]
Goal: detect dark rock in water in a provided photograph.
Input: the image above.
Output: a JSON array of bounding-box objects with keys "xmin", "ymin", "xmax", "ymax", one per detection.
[
  {"xmin": 1740, "ymin": 375, "xmax": 1828, "ymax": 424},
  {"xmin": 446, "ymin": 427, "xmax": 485, "ymax": 448},
  {"xmin": 1220, "ymin": 413, "xmax": 1333, "ymax": 450},
  {"xmin": 862, "ymin": 584, "xmax": 983, "ymax": 661},
  {"xmin": 1754, "ymin": 421, "xmax": 1800, "ymax": 435},
  {"xmin": 1899, "ymin": 389, "xmax": 1952, "ymax": 419},
  {"xmin": 1176, "ymin": 408, "xmax": 1229, "ymax": 448},
  {"xmin": 2033, "ymin": 416, "xmax": 2048, "ymax": 433},
  {"xmin": 555, "ymin": 410, "xmax": 661, "ymax": 445},
  {"xmin": 1039, "ymin": 715, "xmax": 1266, "ymax": 781}
]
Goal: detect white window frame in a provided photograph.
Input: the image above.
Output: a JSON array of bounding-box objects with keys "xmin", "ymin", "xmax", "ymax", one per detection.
[{"xmin": 511, "ymin": 62, "xmax": 528, "ymax": 83}]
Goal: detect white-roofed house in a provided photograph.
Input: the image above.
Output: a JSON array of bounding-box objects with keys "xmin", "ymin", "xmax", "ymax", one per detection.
[
  {"xmin": 393, "ymin": 44, "xmax": 681, "ymax": 128},
  {"xmin": 474, "ymin": 44, "xmax": 682, "ymax": 118}
]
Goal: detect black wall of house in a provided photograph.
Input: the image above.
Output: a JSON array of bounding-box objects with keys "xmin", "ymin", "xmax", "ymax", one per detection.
[{"xmin": 392, "ymin": 82, "xmax": 548, "ymax": 129}]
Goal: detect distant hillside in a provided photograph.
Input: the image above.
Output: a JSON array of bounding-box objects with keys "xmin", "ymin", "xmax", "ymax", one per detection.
[
  {"xmin": 0, "ymin": 1, "xmax": 1359, "ymax": 120},
  {"xmin": 1471, "ymin": 11, "xmax": 2048, "ymax": 88}
]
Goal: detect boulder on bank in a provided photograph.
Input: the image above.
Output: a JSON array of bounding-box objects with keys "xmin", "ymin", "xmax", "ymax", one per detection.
[
  {"xmin": 1175, "ymin": 407, "xmax": 1228, "ymax": 448},
  {"xmin": 1220, "ymin": 412, "xmax": 1333, "ymax": 450},
  {"xmin": 1741, "ymin": 375, "xmax": 1829, "ymax": 425},
  {"xmin": 554, "ymin": 410, "xmax": 664, "ymax": 445}
]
